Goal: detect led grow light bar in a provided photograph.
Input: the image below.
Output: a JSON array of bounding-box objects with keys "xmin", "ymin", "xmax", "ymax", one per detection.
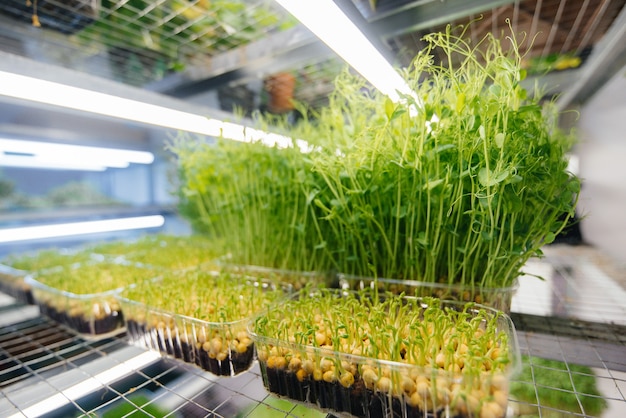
[
  {"xmin": 0, "ymin": 137, "xmax": 154, "ymax": 171},
  {"xmin": 274, "ymin": 0, "xmax": 419, "ymax": 105},
  {"xmin": 0, "ymin": 215, "xmax": 165, "ymax": 243},
  {"xmin": 0, "ymin": 71, "xmax": 304, "ymax": 151},
  {"xmin": 0, "ymin": 153, "xmax": 107, "ymax": 171}
]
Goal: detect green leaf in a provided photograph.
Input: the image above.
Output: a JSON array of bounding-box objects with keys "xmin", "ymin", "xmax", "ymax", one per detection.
[
  {"xmin": 495, "ymin": 133, "xmax": 505, "ymax": 148},
  {"xmin": 481, "ymin": 231, "xmax": 493, "ymax": 241},
  {"xmin": 415, "ymin": 232, "xmax": 428, "ymax": 247},
  {"xmin": 455, "ymin": 92, "xmax": 466, "ymax": 113},
  {"xmin": 389, "ymin": 107, "xmax": 407, "ymax": 121},
  {"xmin": 314, "ymin": 241, "xmax": 327, "ymax": 250},
  {"xmin": 392, "ymin": 205, "xmax": 407, "ymax": 218},
  {"xmin": 479, "ymin": 125, "xmax": 486, "ymax": 140},
  {"xmin": 424, "ymin": 179, "xmax": 444, "ymax": 190},
  {"xmin": 478, "ymin": 168, "xmax": 509, "ymax": 187},
  {"xmin": 384, "ymin": 98, "xmax": 395, "ymax": 120},
  {"xmin": 544, "ymin": 232, "xmax": 556, "ymax": 244}
]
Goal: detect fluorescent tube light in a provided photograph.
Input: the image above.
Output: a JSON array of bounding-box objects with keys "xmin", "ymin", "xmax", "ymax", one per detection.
[
  {"xmin": 0, "ymin": 138, "xmax": 155, "ymax": 165},
  {"xmin": 0, "ymin": 71, "xmax": 299, "ymax": 150},
  {"xmin": 0, "ymin": 153, "xmax": 107, "ymax": 171},
  {"xmin": 0, "ymin": 215, "xmax": 165, "ymax": 243},
  {"xmin": 274, "ymin": 0, "xmax": 419, "ymax": 105},
  {"xmin": 0, "ymin": 138, "xmax": 155, "ymax": 170}
]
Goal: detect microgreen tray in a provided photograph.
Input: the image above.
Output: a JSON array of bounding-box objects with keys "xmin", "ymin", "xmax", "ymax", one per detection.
[
  {"xmin": 0, "ymin": 264, "xmax": 33, "ymax": 304},
  {"xmin": 335, "ymin": 274, "xmax": 519, "ymax": 313},
  {"xmin": 218, "ymin": 263, "xmax": 331, "ymax": 291},
  {"xmin": 25, "ymin": 261, "xmax": 157, "ymax": 338},
  {"xmin": 249, "ymin": 289, "xmax": 521, "ymax": 418},
  {"xmin": 118, "ymin": 270, "xmax": 292, "ymax": 377}
]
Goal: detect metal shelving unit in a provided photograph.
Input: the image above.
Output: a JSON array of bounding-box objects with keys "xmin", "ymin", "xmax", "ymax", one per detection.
[
  {"xmin": 1, "ymin": 1, "xmax": 626, "ymax": 417},
  {"xmin": 1, "ymin": 245, "xmax": 625, "ymax": 417}
]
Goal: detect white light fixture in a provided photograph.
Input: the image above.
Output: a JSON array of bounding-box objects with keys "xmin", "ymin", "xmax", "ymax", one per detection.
[
  {"xmin": 0, "ymin": 215, "xmax": 165, "ymax": 243},
  {"xmin": 0, "ymin": 138, "xmax": 154, "ymax": 171},
  {"xmin": 0, "ymin": 153, "xmax": 107, "ymax": 171},
  {"xmin": 0, "ymin": 71, "xmax": 303, "ymax": 151},
  {"xmin": 274, "ymin": 0, "xmax": 419, "ymax": 106}
]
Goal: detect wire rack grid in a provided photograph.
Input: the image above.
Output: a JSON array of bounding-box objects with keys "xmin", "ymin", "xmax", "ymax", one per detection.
[{"xmin": 0, "ymin": 246, "xmax": 625, "ymax": 417}]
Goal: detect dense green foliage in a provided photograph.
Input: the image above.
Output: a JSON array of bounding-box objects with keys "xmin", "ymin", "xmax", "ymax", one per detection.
[
  {"xmin": 34, "ymin": 261, "xmax": 157, "ymax": 295},
  {"xmin": 121, "ymin": 270, "xmax": 287, "ymax": 322},
  {"xmin": 172, "ymin": 26, "xmax": 579, "ymax": 288}
]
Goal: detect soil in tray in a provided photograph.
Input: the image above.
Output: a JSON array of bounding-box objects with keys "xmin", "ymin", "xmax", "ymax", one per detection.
[
  {"xmin": 0, "ymin": 283, "xmax": 33, "ymax": 304},
  {"xmin": 126, "ymin": 327, "xmax": 254, "ymax": 376},
  {"xmin": 192, "ymin": 343, "xmax": 254, "ymax": 376},
  {"xmin": 261, "ymin": 363, "xmax": 461, "ymax": 418},
  {"xmin": 39, "ymin": 303, "xmax": 123, "ymax": 335}
]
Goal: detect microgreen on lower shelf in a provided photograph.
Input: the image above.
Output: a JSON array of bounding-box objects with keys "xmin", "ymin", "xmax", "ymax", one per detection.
[
  {"xmin": 250, "ymin": 288, "xmax": 520, "ymax": 418},
  {"xmin": 118, "ymin": 269, "xmax": 290, "ymax": 376},
  {"xmin": 26, "ymin": 260, "xmax": 157, "ymax": 337}
]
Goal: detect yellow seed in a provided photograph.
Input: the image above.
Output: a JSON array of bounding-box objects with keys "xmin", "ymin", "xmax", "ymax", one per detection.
[
  {"xmin": 315, "ymin": 332, "xmax": 326, "ymax": 346},
  {"xmin": 339, "ymin": 371, "xmax": 354, "ymax": 388},
  {"xmin": 202, "ymin": 341, "xmax": 211, "ymax": 352},
  {"xmin": 453, "ymin": 395, "xmax": 467, "ymax": 414},
  {"xmin": 416, "ymin": 379, "xmax": 430, "ymax": 398},
  {"xmin": 210, "ymin": 337, "xmax": 222, "ymax": 354},
  {"xmin": 408, "ymin": 391, "xmax": 422, "ymax": 407},
  {"xmin": 401, "ymin": 375, "xmax": 416, "ymax": 394},
  {"xmin": 466, "ymin": 395, "xmax": 480, "ymax": 414},
  {"xmin": 323, "ymin": 370, "xmax": 336, "ymax": 383},
  {"xmin": 313, "ymin": 368, "xmax": 323, "ymax": 381},
  {"xmin": 447, "ymin": 363, "xmax": 461, "ymax": 373},
  {"xmin": 274, "ymin": 356, "xmax": 287, "ymax": 369},
  {"xmin": 288, "ymin": 357, "xmax": 302, "ymax": 372},
  {"xmin": 490, "ymin": 374, "xmax": 507, "ymax": 391},
  {"xmin": 257, "ymin": 350, "xmax": 268, "ymax": 362},
  {"xmin": 320, "ymin": 358, "xmax": 334, "ymax": 372},
  {"xmin": 455, "ymin": 354, "xmax": 465, "ymax": 369},
  {"xmin": 216, "ymin": 351, "xmax": 227, "ymax": 361},
  {"xmin": 480, "ymin": 401, "xmax": 504, "ymax": 418},
  {"xmin": 493, "ymin": 389, "xmax": 508, "ymax": 408},
  {"xmin": 436, "ymin": 386, "xmax": 452, "ymax": 405},
  {"xmin": 267, "ymin": 355, "xmax": 276, "ymax": 368},
  {"xmin": 341, "ymin": 360, "xmax": 356, "ymax": 375},
  {"xmin": 376, "ymin": 376, "xmax": 391, "ymax": 393},
  {"xmin": 296, "ymin": 368, "xmax": 308, "ymax": 382},
  {"xmin": 302, "ymin": 359, "xmax": 314, "ymax": 374},
  {"xmin": 409, "ymin": 367, "xmax": 422, "ymax": 380},
  {"xmin": 362, "ymin": 368, "xmax": 378, "ymax": 389},
  {"xmin": 435, "ymin": 352, "xmax": 446, "ymax": 368}
]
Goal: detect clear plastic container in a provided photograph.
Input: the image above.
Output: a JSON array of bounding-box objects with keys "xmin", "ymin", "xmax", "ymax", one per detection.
[
  {"xmin": 0, "ymin": 264, "xmax": 33, "ymax": 304},
  {"xmin": 335, "ymin": 274, "xmax": 519, "ymax": 313},
  {"xmin": 118, "ymin": 273, "xmax": 291, "ymax": 377},
  {"xmin": 25, "ymin": 261, "xmax": 156, "ymax": 338},
  {"xmin": 218, "ymin": 263, "xmax": 332, "ymax": 291},
  {"xmin": 249, "ymin": 290, "xmax": 521, "ymax": 418}
]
